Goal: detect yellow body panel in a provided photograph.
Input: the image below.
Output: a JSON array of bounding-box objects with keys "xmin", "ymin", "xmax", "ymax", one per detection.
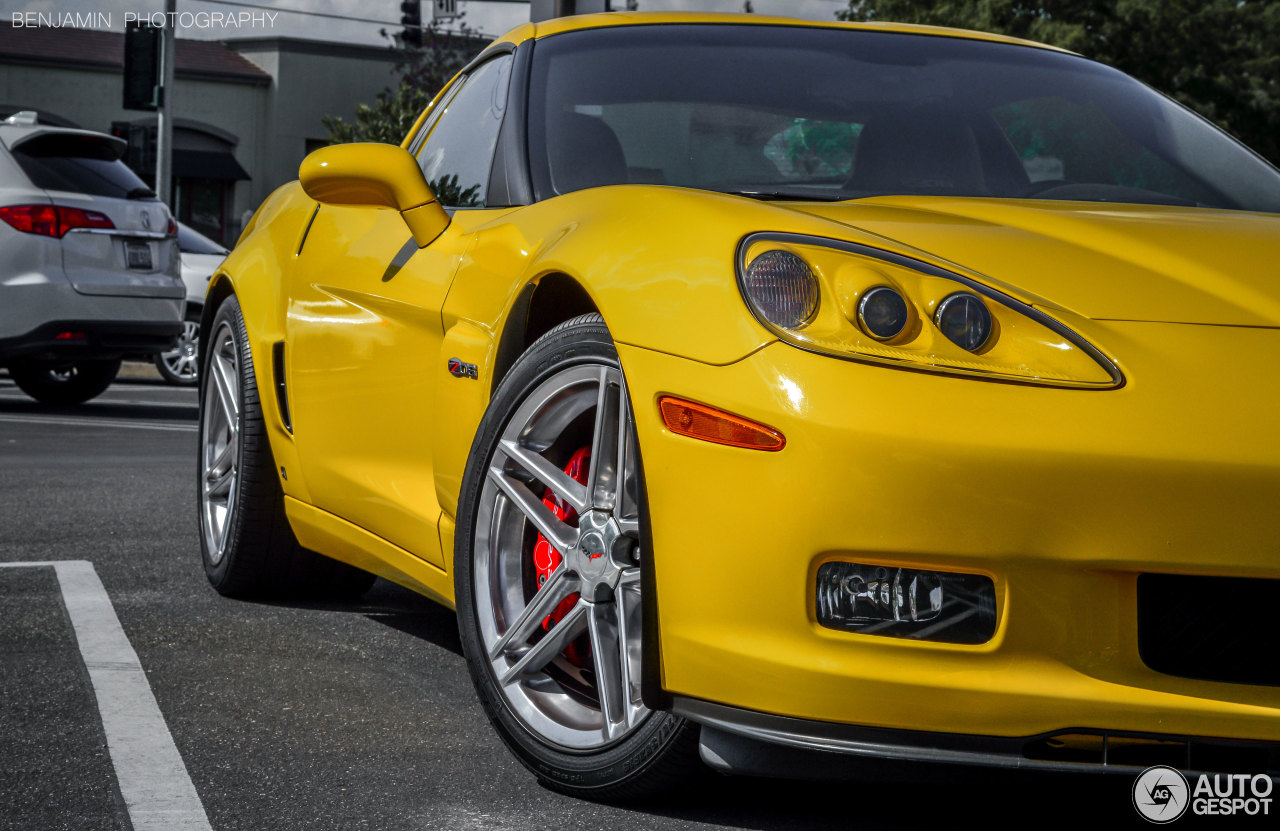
[
  {"xmin": 211, "ymin": 13, "xmax": 1280, "ymax": 750},
  {"xmin": 285, "ymin": 496, "xmax": 453, "ymax": 609},
  {"xmin": 219, "ymin": 178, "xmax": 1280, "ymax": 742},
  {"xmin": 623, "ymin": 328, "xmax": 1280, "ymax": 737}
]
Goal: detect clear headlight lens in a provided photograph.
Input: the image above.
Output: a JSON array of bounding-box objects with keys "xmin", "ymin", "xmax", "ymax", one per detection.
[
  {"xmin": 740, "ymin": 249, "xmax": 819, "ymax": 329},
  {"xmin": 737, "ymin": 233, "xmax": 1122, "ymax": 388}
]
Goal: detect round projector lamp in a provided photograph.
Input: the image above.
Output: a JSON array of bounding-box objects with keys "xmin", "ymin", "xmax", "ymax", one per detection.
[
  {"xmin": 935, "ymin": 292, "xmax": 992, "ymax": 352},
  {"xmin": 856, "ymin": 286, "xmax": 909, "ymax": 341}
]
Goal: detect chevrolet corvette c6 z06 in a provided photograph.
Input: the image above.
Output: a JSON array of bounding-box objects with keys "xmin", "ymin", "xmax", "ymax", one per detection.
[{"xmin": 196, "ymin": 12, "xmax": 1280, "ymax": 797}]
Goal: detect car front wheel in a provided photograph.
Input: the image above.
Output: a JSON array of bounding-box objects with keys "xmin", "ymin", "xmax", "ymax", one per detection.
[
  {"xmin": 455, "ymin": 314, "xmax": 699, "ymax": 799},
  {"xmin": 198, "ymin": 294, "xmax": 375, "ymax": 599}
]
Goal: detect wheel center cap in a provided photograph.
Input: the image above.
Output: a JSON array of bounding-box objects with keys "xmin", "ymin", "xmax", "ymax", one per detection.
[
  {"xmin": 570, "ymin": 511, "xmax": 621, "ymax": 596},
  {"xmin": 578, "ymin": 531, "xmax": 608, "ymax": 578}
]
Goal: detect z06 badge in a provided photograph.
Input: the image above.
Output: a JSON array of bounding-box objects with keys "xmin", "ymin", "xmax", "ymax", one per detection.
[{"xmin": 448, "ymin": 358, "xmax": 479, "ymax": 379}]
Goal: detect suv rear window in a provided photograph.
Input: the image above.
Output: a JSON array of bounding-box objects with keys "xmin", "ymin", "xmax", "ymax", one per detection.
[{"xmin": 12, "ymin": 134, "xmax": 156, "ymax": 200}]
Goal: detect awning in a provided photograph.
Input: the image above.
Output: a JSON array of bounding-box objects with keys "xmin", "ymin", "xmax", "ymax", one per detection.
[{"xmin": 172, "ymin": 149, "xmax": 250, "ymax": 181}]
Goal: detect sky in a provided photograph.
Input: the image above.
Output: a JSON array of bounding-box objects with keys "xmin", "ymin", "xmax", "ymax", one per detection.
[{"xmin": 3, "ymin": 0, "xmax": 852, "ymax": 45}]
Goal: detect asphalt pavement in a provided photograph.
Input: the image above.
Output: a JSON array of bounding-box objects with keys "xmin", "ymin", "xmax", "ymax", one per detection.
[{"xmin": 0, "ymin": 368, "xmax": 1144, "ymax": 830}]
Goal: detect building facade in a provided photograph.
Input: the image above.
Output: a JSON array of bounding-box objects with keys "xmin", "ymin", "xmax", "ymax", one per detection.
[{"xmin": 0, "ymin": 23, "xmax": 406, "ymax": 245}]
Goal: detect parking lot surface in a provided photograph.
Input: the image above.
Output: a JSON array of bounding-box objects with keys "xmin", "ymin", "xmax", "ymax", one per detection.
[{"xmin": 1, "ymin": 370, "xmax": 1133, "ymax": 829}]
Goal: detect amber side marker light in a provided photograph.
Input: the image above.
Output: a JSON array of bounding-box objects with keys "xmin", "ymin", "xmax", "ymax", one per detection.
[{"xmin": 658, "ymin": 396, "xmax": 785, "ymax": 451}]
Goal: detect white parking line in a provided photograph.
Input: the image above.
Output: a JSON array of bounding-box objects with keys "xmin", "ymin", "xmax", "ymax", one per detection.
[
  {"xmin": 0, "ymin": 561, "xmax": 212, "ymax": 831},
  {"xmin": 0, "ymin": 414, "xmax": 196, "ymax": 433},
  {"xmin": 0, "ymin": 392, "xmax": 196, "ymax": 409}
]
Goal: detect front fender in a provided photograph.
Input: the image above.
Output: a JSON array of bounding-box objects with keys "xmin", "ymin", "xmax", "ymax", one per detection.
[
  {"xmin": 203, "ymin": 181, "xmax": 319, "ymax": 504},
  {"xmin": 431, "ymin": 186, "xmax": 872, "ymax": 527}
]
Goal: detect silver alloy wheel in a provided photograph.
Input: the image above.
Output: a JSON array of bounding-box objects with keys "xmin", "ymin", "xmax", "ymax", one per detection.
[
  {"xmin": 159, "ymin": 319, "xmax": 200, "ymax": 382},
  {"xmin": 200, "ymin": 321, "xmax": 240, "ymax": 565},
  {"xmin": 475, "ymin": 363, "xmax": 648, "ymax": 750}
]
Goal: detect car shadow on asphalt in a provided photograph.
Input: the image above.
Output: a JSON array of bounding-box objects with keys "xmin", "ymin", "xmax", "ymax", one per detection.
[
  {"xmin": 251, "ymin": 577, "xmax": 465, "ymax": 658},
  {"xmin": 619, "ymin": 765, "xmax": 1131, "ymax": 829}
]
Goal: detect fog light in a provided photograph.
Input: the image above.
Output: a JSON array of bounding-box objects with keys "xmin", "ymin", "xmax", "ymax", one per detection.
[{"xmin": 816, "ymin": 562, "xmax": 997, "ymax": 644}]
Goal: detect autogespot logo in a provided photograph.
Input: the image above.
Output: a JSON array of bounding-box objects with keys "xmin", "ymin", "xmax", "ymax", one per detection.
[
  {"xmin": 1133, "ymin": 766, "xmax": 1190, "ymax": 823},
  {"xmin": 1133, "ymin": 767, "xmax": 1275, "ymax": 822}
]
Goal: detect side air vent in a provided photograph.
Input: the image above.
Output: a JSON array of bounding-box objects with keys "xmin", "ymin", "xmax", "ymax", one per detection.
[{"xmin": 272, "ymin": 340, "xmax": 292, "ymax": 433}]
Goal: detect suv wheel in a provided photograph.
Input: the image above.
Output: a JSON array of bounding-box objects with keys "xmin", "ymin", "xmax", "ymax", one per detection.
[
  {"xmin": 8, "ymin": 357, "xmax": 121, "ymax": 404},
  {"xmin": 155, "ymin": 310, "xmax": 201, "ymax": 386}
]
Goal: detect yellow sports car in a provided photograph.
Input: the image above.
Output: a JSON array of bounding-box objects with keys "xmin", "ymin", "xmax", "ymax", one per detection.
[{"xmin": 198, "ymin": 12, "xmax": 1280, "ymax": 797}]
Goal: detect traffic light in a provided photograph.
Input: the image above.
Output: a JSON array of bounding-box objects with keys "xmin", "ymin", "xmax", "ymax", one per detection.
[
  {"xmin": 110, "ymin": 122, "xmax": 157, "ymax": 179},
  {"xmin": 122, "ymin": 21, "xmax": 161, "ymax": 111},
  {"xmin": 400, "ymin": 0, "xmax": 422, "ymax": 48}
]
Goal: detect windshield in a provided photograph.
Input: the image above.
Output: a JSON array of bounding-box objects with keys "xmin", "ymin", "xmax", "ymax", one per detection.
[{"xmin": 527, "ymin": 25, "xmax": 1280, "ymax": 212}]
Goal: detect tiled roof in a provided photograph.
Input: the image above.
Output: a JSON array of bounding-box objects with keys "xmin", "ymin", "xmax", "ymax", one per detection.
[{"xmin": 0, "ymin": 23, "xmax": 272, "ymax": 85}]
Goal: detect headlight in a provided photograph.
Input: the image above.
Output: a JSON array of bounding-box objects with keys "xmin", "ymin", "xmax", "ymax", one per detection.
[
  {"xmin": 740, "ymin": 249, "xmax": 819, "ymax": 329},
  {"xmin": 856, "ymin": 286, "xmax": 909, "ymax": 342},
  {"xmin": 736, "ymin": 232, "xmax": 1122, "ymax": 388},
  {"xmin": 934, "ymin": 292, "xmax": 991, "ymax": 352}
]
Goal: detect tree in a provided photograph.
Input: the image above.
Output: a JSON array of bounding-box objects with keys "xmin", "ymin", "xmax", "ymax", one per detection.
[
  {"xmin": 838, "ymin": 0, "xmax": 1280, "ymax": 164},
  {"xmin": 321, "ymin": 16, "xmax": 488, "ymax": 205},
  {"xmin": 322, "ymin": 15, "xmax": 486, "ymax": 146}
]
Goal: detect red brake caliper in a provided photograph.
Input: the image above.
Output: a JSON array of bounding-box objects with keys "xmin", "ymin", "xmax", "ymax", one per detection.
[{"xmin": 532, "ymin": 446, "xmax": 590, "ymax": 666}]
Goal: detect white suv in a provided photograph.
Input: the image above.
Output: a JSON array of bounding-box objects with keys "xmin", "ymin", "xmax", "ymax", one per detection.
[{"xmin": 0, "ymin": 112, "xmax": 183, "ymax": 404}]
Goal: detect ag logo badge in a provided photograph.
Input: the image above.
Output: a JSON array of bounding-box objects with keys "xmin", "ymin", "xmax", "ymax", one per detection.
[{"xmin": 1133, "ymin": 765, "xmax": 1190, "ymax": 823}]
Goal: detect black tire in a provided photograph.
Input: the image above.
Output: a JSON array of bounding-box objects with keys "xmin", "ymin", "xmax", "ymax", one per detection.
[
  {"xmin": 154, "ymin": 308, "xmax": 201, "ymax": 386},
  {"xmin": 8, "ymin": 357, "xmax": 121, "ymax": 405},
  {"xmin": 455, "ymin": 313, "xmax": 700, "ymax": 800},
  {"xmin": 198, "ymin": 294, "xmax": 375, "ymax": 600}
]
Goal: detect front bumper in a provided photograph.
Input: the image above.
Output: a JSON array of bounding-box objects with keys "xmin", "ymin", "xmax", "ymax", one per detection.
[
  {"xmin": 619, "ymin": 318, "xmax": 1280, "ymax": 746},
  {"xmin": 680, "ymin": 698, "xmax": 1280, "ymax": 780}
]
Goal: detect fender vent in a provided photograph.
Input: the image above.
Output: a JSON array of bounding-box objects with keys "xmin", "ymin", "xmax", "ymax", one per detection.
[{"xmin": 272, "ymin": 340, "xmax": 292, "ymax": 433}]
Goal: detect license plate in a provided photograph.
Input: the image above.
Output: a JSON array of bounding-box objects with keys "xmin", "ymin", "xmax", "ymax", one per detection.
[{"xmin": 125, "ymin": 241, "xmax": 152, "ymax": 270}]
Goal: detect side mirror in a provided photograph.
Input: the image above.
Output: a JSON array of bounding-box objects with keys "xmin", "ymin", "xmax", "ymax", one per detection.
[{"xmin": 299, "ymin": 143, "xmax": 450, "ymax": 248}]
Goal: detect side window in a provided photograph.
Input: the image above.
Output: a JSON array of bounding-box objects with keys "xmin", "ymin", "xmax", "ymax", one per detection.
[{"xmin": 416, "ymin": 54, "xmax": 513, "ymax": 208}]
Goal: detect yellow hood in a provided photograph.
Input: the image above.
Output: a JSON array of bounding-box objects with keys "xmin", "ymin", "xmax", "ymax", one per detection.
[{"xmin": 794, "ymin": 197, "xmax": 1280, "ymax": 328}]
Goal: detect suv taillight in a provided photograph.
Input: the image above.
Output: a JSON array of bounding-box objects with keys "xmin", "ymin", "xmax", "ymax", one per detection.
[{"xmin": 0, "ymin": 204, "xmax": 115, "ymax": 238}]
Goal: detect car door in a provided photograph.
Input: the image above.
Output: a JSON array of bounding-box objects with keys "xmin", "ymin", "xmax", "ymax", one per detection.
[{"xmin": 286, "ymin": 52, "xmax": 515, "ymax": 567}]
